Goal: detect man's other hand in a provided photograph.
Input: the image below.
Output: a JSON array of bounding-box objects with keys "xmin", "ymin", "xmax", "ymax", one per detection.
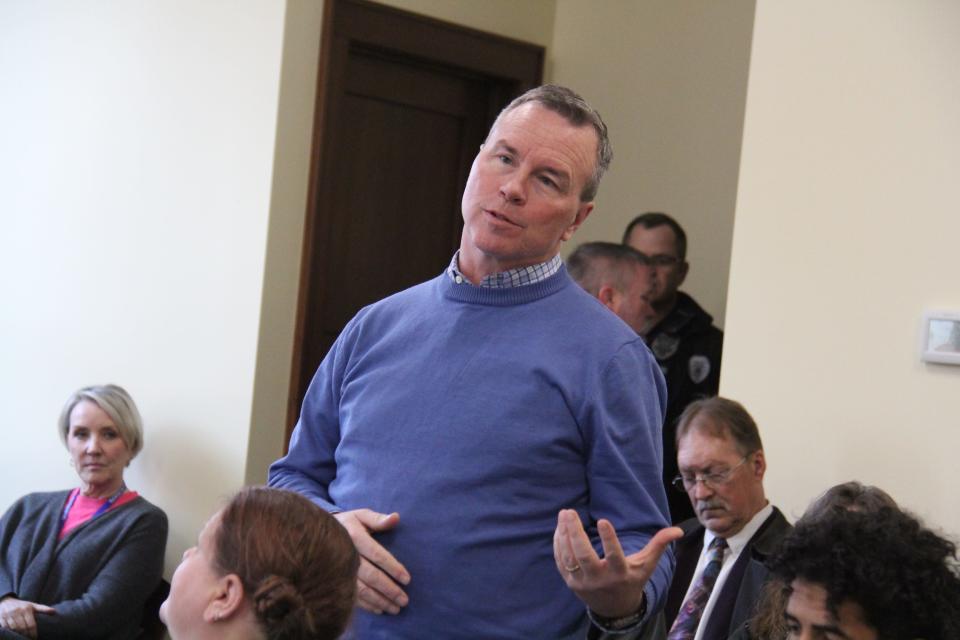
[
  {"xmin": 553, "ymin": 509, "xmax": 682, "ymax": 618},
  {"xmin": 334, "ymin": 509, "xmax": 410, "ymax": 615}
]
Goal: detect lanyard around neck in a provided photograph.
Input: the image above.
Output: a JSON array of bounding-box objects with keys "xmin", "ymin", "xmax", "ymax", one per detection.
[{"xmin": 60, "ymin": 483, "xmax": 128, "ymax": 530}]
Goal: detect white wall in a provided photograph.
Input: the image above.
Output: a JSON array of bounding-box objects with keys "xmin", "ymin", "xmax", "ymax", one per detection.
[
  {"xmin": 0, "ymin": 1, "xmax": 293, "ymax": 573},
  {"xmin": 551, "ymin": 0, "xmax": 756, "ymax": 329},
  {"xmin": 724, "ymin": 0, "xmax": 960, "ymax": 534}
]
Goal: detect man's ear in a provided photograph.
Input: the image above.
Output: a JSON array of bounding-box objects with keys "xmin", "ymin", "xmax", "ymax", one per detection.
[
  {"xmin": 204, "ymin": 573, "xmax": 247, "ymax": 623},
  {"xmin": 676, "ymin": 260, "xmax": 690, "ymax": 287},
  {"xmin": 751, "ymin": 450, "xmax": 767, "ymax": 481},
  {"xmin": 561, "ymin": 202, "xmax": 594, "ymax": 242},
  {"xmin": 597, "ymin": 285, "xmax": 617, "ymax": 312}
]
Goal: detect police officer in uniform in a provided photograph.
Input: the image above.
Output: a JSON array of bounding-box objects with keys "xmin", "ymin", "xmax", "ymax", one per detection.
[{"xmin": 623, "ymin": 212, "xmax": 723, "ymax": 524}]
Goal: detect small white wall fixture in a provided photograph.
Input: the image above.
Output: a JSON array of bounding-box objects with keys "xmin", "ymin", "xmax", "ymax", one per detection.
[{"xmin": 921, "ymin": 311, "xmax": 960, "ymax": 366}]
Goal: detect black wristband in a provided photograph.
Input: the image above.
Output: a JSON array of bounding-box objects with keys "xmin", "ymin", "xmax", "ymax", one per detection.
[{"xmin": 589, "ymin": 595, "xmax": 647, "ymax": 632}]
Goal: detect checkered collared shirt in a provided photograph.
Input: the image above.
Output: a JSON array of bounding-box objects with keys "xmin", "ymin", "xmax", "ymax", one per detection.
[{"xmin": 447, "ymin": 252, "xmax": 563, "ymax": 288}]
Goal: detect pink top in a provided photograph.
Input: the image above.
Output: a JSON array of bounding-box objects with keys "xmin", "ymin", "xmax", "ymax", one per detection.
[{"xmin": 58, "ymin": 488, "xmax": 139, "ymax": 540}]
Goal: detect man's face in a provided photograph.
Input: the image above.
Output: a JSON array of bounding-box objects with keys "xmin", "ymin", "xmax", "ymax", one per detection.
[
  {"xmin": 611, "ymin": 263, "xmax": 656, "ymax": 334},
  {"xmin": 785, "ymin": 579, "xmax": 878, "ymax": 640},
  {"xmin": 624, "ymin": 224, "xmax": 688, "ymax": 306},
  {"xmin": 676, "ymin": 419, "xmax": 766, "ymax": 538},
  {"xmin": 458, "ymin": 102, "xmax": 596, "ymax": 279}
]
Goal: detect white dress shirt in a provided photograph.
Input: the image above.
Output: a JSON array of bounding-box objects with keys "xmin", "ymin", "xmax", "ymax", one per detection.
[{"xmin": 679, "ymin": 502, "xmax": 773, "ymax": 640}]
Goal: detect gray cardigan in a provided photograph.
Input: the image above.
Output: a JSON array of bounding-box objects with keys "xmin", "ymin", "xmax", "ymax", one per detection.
[{"xmin": 0, "ymin": 490, "xmax": 167, "ymax": 639}]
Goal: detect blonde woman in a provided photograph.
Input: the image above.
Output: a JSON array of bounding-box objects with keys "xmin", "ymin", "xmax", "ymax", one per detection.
[{"xmin": 0, "ymin": 385, "xmax": 167, "ymax": 639}]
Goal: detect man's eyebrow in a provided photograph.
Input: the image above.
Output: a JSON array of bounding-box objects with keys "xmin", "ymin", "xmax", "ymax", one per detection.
[
  {"xmin": 679, "ymin": 464, "xmax": 718, "ymax": 473},
  {"xmin": 541, "ymin": 165, "xmax": 570, "ymax": 183},
  {"xmin": 489, "ymin": 139, "xmax": 571, "ymax": 186},
  {"xmin": 784, "ymin": 612, "xmax": 851, "ymax": 639},
  {"xmin": 816, "ymin": 624, "xmax": 850, "ymax": 638},
  {"xmin": 490, "ymin": 140, "xmax": 517, "ymax": 156}
]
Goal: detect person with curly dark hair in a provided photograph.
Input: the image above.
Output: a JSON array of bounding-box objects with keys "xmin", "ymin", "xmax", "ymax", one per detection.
[
  {"xmin": 731, "ymin": 481, "xmax": 901, "ymax": 640},
  {"xmin": 768, "ymin": 505, "xmax": 960, "ymax": 639},
  {"xmin": 160, "ymin": 487, "xmax": 359, "ymax": 640}
]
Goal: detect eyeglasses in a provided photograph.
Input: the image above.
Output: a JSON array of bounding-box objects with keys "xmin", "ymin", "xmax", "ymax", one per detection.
[
  {"xmin": 634, "ymin": 251, "xmax": 681, "ymax": 268},
  {"xmin": 672, "ymin": 456, "xmax": 749, "ymax": 493}
]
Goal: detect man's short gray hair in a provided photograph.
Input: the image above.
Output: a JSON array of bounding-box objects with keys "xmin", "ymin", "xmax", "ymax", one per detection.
[
  {"xmin": 58, "ymin": 384, "xmax": 144, "ymax": 459},
  {"xmin": 494, "ymin": 84, "xmax": 612, "ymax": 202},
  {"xmin": 567, "ymin": 241, "xmax": 645, "ymax": 297}
]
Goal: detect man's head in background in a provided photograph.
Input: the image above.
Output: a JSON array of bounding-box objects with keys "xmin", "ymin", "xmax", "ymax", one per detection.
[
  {"xmin": 568, "ymin": 242, "xmax": 656, "ymax": 335},
  {"xmin": 674, "ymin": 397, "xmax": 767, "ymax": 537},
  {"xmin": 622, "ymin": 212, "xmax": 688, "ymax": 312}
]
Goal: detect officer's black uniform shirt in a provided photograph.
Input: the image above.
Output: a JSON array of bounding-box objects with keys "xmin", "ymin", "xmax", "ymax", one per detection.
[{"xmin": 644, "ymin": 291, "xmax": 723, "ymax": 524}]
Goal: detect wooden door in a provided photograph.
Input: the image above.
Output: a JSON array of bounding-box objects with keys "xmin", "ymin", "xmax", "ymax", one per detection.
[{"xmin": 287, "ymin": 0, "xmax": 544, "ymax": 439}]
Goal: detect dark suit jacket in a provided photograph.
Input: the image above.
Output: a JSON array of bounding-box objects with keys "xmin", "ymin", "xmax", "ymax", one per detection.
[{"xmin": 662, "ymin": 507, "xmax": 791, "ymax": 640}]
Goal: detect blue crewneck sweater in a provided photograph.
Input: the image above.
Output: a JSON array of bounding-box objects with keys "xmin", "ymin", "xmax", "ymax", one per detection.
[{"xmin": 270, "ymin": 266, "xmax": 672, "ymax": 639}]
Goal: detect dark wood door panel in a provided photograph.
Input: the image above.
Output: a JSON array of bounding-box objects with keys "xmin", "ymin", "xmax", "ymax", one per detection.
[{"xmin": 320, "ymin": 91, "xmax": 467, "ymax": 332}]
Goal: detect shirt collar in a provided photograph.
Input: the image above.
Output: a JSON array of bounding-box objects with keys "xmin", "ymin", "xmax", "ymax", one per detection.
[
  {"xmin": 447, "ymin": 251, "xmax": 563, "ymax": 289},
  {"xmin": 703, "ymin": 502, "xmax": 773, "ymax": 557}
]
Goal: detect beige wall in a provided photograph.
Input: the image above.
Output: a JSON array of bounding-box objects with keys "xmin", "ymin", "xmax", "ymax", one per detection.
[
  {"xmin": 724, "ymin": 0, "xmax": 960, "ymax": 533},
  {"xmin": 551, "ymin": 0, "xmax": 756, "ymax": 329},
  {"xmin": 245, "ymin": 0, "xmax": 324, "ymax": 487}
]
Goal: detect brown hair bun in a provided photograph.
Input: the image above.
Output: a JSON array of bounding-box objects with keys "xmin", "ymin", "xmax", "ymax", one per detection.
[{"xmin": 214, "ymin": 487, "xmax": 358, "ymax": 640}]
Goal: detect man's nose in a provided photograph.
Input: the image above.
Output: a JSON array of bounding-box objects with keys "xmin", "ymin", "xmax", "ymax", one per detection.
[
  {"xmin": 499, "ymin": 175, "xmax": 526, "ymax": 205},
  {"xmin": 691, "ymin": 479, "xmax": 714, "ymax": 500}
]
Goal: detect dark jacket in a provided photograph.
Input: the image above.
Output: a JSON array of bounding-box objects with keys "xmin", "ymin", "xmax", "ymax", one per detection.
[
  {"xmin": 0, "ymin": 490, "xmax": 168, "ymax": 640},
  {"xmin": 589, "ymin": 508, "xmax": 790, "ymax": 640},
  {"xmin": 661, "ymin": 507, "xmax": 791, "ymax": 640},
  {"xmin": 644, "ymin": 292, "xmax": 723, "ymax": 524}
]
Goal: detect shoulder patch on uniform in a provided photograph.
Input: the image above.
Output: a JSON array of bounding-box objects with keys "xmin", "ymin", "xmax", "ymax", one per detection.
[
  {"xmin": 688, "ymin": 355, "xmax": 711, "ymax": 384},
  {"xmin": 651, "ymin": 334, "xmax": 680, "ymax": 361}
]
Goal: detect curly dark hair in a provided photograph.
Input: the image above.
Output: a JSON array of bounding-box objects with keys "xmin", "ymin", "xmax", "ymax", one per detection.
[{"xmin": 769, "ymin": 506, "xmax": 960, "ymax": 639}]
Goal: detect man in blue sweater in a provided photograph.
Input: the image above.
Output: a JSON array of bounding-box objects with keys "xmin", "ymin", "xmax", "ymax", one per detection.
[{"xmin": 269, "ymin": 85, "xmax": 680, "ymax": 639}]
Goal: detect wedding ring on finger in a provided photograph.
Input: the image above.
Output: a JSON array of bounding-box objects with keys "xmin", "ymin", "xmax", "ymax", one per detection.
[{"xmin": 564, "ymin": 563, "xmax": 581, "ymax": 573}]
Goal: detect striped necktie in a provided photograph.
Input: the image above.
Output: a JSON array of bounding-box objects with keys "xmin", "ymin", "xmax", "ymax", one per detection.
[{"xmin": 667, "ymin": 536, "xmax": 728, "ymax": 639}]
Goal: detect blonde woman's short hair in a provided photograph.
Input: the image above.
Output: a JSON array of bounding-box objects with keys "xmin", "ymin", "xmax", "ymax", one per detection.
[{"xmin": 58, "ymin": 384, "xmax": 144, "ymax": 459}]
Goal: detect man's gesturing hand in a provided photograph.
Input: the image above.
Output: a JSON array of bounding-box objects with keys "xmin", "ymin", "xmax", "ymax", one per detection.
[
  {"xmin": 334, "ymin": 509, "xmax": 410, "ymax": 615},
  {"xmin": 553, "ymin": 509, "xmax": 682, "ymax": 619},
  {"xmin": 0, "ymin": 596, "xmax": 56, "ymax": 639}
]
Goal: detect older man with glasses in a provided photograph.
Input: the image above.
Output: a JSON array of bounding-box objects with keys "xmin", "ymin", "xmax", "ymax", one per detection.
[{"xmin": 640, "ymin": 396, "xmax": 790, "ymax": 640}]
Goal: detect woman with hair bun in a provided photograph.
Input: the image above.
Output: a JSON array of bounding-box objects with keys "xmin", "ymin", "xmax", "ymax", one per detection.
[{"xmin": 160, "ymin": 486, "xmax": 358, "ymax": 640}]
